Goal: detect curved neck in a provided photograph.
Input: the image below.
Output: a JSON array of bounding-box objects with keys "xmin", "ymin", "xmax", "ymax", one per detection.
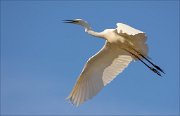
[
  {"xmin": 80, "ymin": 22, "xmax": 104, "ymax": 38},
  {"xmin": 87, "ymin": 29, "xmax": 104, "ymax": 38}
]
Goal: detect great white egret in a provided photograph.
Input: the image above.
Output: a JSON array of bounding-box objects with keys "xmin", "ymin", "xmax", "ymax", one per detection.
[{"xmin": 64, "ymin": 19, "xmax": 164, "ymax": 106}]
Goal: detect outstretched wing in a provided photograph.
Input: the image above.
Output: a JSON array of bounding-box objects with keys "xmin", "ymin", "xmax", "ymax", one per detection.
[
  {"xmin": 67, "ymin": 41, "xmax": 133, "ymax": 106},
  {"xmin": 116, "ymin": 23, "xmax": 144, "ymax": 35},
  {"xmin": 116, "ymin": 23, "xmax": 148, "ymax": 57}
]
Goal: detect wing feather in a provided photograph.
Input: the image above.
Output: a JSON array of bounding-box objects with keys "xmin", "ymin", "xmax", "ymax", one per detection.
[
  {"xmin": 67, "ymin": 41, "xmax": 133, "ymax": 106},
  {"xmin": 116, "ymin": 23, "xmax": 148, "ymax": 57},
  {"xmin": 75, "ymin": 91, "xmax": 80, "ymax": 105},
  {"xmin": 116, "ymin": 23, "xmax": 144, "ymax": 35}
]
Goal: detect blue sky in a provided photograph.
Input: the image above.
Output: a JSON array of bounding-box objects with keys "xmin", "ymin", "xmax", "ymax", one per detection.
[{"xmin": 1, "ymin": 1, "xmax": 179, "ymax": 115}]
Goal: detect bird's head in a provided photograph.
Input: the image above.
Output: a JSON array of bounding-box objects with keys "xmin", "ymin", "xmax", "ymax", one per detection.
[{"xmin": 63, "ymin": 19, "xmax": 91, "ymax": 31}]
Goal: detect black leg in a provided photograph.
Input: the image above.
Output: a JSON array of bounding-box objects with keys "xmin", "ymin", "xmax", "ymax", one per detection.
[
  {"xmin": 131, "ymin": 48, "xmax": 165, "ymax": 74},
  {"xmin": 123, "ymin": 48, "xmax": 162, "ymax": 76}
]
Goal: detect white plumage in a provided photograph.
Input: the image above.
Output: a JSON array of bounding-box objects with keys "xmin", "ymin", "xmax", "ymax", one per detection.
[
  {"xmin": 63, "ymin": 19, "xmax": 164, "ymax": 106},
  {"xmin": 116, "ymin": 23, "xmax": 144, "ymax": 35}
]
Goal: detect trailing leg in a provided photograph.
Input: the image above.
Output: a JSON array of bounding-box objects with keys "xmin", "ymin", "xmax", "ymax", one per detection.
[
  {"xmin": 131, "ymin": 47, "xmax": 165, "ymax": 74},
  {"xmin": 123, "ymin": 48, "xmax": 162, "ymax": 76}
]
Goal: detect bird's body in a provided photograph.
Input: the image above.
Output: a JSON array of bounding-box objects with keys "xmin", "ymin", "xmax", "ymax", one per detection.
[
  {"xmin": 88, "ymin": 23, "xmax": 148, "ymax": 58},
  {"xmin": 64, "ymin": 19, "xmax": 164, "ymax": 106}
]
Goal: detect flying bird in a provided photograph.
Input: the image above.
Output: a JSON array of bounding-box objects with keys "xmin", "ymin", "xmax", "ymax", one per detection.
[{"xmin": 63, "ymin": 19, "xmax": 164, "ymax": 106}]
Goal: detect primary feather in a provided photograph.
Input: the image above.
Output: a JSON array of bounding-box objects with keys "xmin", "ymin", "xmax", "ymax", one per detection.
[{"xmin": 67, "ymin": 42, "xmax": 133, "ymax": 106}]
